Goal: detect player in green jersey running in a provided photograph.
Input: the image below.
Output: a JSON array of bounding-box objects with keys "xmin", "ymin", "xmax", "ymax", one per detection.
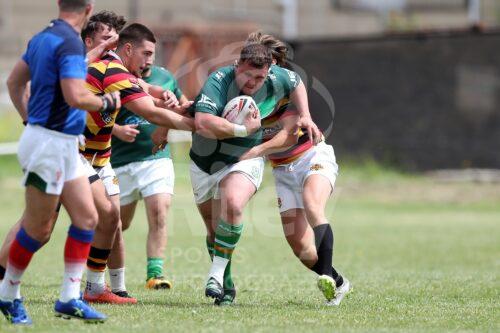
[
  {"xmin": 109, "ymin": 63, "xmax": 189, "ymax": 290},
  {"xmin": 190, "ymin": 42, "xmax": 317, "ymax": 305}
]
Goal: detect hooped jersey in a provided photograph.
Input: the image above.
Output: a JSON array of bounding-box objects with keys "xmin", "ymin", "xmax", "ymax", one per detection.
[
  {"xmin": 260, "ymin": 98, "xmax": 313, "ymax": 167},
  {"xmin": 81, "ymin": 51, "xmax": 148, "ymax": 167}
]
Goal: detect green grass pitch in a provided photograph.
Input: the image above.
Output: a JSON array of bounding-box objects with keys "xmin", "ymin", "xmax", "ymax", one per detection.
[{"xmin": 0, "ymin": 148, "xmax": 498, "ymax": 332}]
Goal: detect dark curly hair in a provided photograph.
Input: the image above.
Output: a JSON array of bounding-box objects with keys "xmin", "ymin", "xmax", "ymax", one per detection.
[{"xmin": 81, "ymin": 10, "xmax": 127, "ymax": 40}]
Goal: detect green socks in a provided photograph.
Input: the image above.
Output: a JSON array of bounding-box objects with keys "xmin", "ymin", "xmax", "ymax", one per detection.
[
  {"xmin": 206, "ymin": 220, "xmax": 241, "ymax": 290},
  {"xmin": 147, "ymin": 257, "xmax": 164, "ymax": 280},
  {"xmin": 214, "ymin": 219, "xmax": 243, "ymax": 260}
]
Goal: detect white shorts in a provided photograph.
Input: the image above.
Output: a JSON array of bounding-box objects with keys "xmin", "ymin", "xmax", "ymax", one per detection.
[
  {"xmin": 190, "ymin": 157, "xmax": 264, "ymax": 204},
  {"xmin": 80, "ymin": 154, "xmax": 99, "ymax": 182},
  {"xmin": 17, "ymin": 125, "xmax": 85, "ymax": 195},
  {"xmin": 80, "ymin": 156, "xmax": 119, "ymax": 196},
  {"xmin": 115, "ymin": 158, "xmax": 174, "ymax": 206},
  {"xmin": 272, "ymin": 142, "xmax": 338, "ymax": 213}
]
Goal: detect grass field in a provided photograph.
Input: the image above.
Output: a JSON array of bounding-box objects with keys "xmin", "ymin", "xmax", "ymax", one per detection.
[
  {"xmin": 0, "ymin": 151, "xmax": 498, "ymax": 333},
  {"xmin": 0, "ymin": 110, "xmax": 498, "ymax": 332}
]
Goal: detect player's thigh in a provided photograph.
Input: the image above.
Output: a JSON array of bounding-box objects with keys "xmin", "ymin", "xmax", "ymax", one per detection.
[
  {"xmin": 60, "ymin": 175, "xmax": 98, "ymax": 230},
  {"xmin": 91, "ymin": 178, "xmax": 117, "ymax": 221},
  {"xmin": 144, "ymin": 193, "xmax": 171, "ymax": 227},
  {"xmin": 218, "ymin": 172, "xmax": 257, "ymax": 216},
  {"xmin": 303, "ymin": 174, "xmax": 332, "ymax": 213}
]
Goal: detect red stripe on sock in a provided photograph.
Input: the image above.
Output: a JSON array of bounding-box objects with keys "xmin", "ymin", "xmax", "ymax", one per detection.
[
  {"xmin": 65, "ymin": 236, "xmax": 91, "ymax": 264},
  {"xmin": 8, "ymin": 239, "xmax": 35, "ymax": 270}
]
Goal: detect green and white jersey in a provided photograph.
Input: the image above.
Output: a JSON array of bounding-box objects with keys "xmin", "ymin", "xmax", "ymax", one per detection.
[
  {"xmin": 111, "ymin": 66, "xmax": 183, "ymax": 169},
  {"xmin": 189, "ymin": 64, "xmax": 301, "ymax": 174}
]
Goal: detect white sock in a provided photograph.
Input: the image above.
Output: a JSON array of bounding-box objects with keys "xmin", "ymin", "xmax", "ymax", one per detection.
[
  {"xmin": 85, "ymin": 269, "xmax": 106, "ymax": 295},
  {"xmin": 109, "ymin": 268, "xmax": 126, "ymax": 292},
  {"xmin": 59, "ymin": 263, "xmax": 85, "ymax": 302},
  {"xmin": 0, "ymin": 265, "xmax": 23, "ymax": 301},
  {"xmin": 208, "ymin": 256, "xmax": 229, "ymax": 285}
]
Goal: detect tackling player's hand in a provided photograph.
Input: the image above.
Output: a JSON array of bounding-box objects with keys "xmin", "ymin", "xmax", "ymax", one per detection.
[
  {"xmin": 103, "ymin": 35, "xmax": 119, "ymax": 53},
  {"xmin": 169, "ymin": 100, "xmax": 194, "ymax": 115},
  {"xmin": 298, "ymin": 115, "xmax": 322, "ymax": 145},
  {"xmin": 113, "ymin": 124, "xmax": 139, "ymax": 143},
  {"xmin": 243, "ymin": 109, "xmax": 261, "ymax": 135},
  {"xmin": 162, "ymin": 90, "xmax": 179, "ymax": 109}
]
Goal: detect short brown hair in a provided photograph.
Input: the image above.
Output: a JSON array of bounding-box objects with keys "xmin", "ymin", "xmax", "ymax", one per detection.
[
  {"xmin": 59, "ymin": 0, "xmax": 93, "ymax": 12},
  {"xmin": 246, "ymin": 31, "xmax": 289, "ymax": 66},
  {"xmin": 239, "ymin": 43, "xmax": 272, "ymax": 69},
  {"xmin": 117, "ymin": 23, "xmax": 156, "ymax": 48}
]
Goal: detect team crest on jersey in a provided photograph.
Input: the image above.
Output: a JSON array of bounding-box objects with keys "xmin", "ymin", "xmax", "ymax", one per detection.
[
  {"xmin": 112, "ymin": 177, "xmax": 119, "ymax": 185},
  {"xmin": 214, "ymin": 71, "xmax": 225, "ymax": 81},
  {"xmin": 101, "ymin": 111, "xmax": 114, "ymax": 124},
  {"xmin": 251, "ymin": 166, "xmax": 260, "ymax": 179},
  {"xmin": 310, "ymin": 164, "xmax": 324, "ymax": 171}
]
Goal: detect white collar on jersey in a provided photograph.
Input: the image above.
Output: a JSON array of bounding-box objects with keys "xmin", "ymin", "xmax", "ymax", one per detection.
[{"xmin": 106, "ymin": 50, "xmax": 123, "ymax": 63}]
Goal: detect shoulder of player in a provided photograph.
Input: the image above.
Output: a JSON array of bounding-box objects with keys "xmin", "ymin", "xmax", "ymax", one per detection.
[
  {"xmin": 46, "ymin": 20, "xmax": 85, "ymax": 55},
  {"xmin": 151, "ymin": 65, "xmax": 177, "ymax": 81},
  {"xmin": 201, "ymin": 66, "xmax": 234, "ymax": 93},
  {"xmin": 268, "ymin": 65, "xmax": 297, "ymax": 80},
  {"xmin": 53, "ymin": 32, "xmax": 85, "ymax": 58},
  {"xmin": 267, "ymin": 65, "xmax": 301, "ymax": 91}
]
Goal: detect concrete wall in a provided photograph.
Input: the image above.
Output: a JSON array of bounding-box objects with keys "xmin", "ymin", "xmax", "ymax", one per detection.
[{"xmin": 291, "ymin": 30, "xmax": 500, "ymax": 170}]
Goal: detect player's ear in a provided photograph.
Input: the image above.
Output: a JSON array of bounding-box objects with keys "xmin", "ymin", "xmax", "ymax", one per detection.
[
  {"xmin": 125, "ymin": 43, "xmax": 133, "ymax": 56},
  {"xmin": 84, "ymin": 37, "xmax": 93, "ymax": 49}
]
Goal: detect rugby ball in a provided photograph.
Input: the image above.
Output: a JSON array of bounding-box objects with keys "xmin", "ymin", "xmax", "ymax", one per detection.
[{"xmin": 222, "ymin": 96, "xmax": 259, "ymax": 125}]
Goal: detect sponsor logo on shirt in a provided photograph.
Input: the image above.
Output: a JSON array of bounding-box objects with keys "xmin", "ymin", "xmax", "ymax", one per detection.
[{"xmin": 198, "ymin": 94, "xmax": 217, "ymax": 109}]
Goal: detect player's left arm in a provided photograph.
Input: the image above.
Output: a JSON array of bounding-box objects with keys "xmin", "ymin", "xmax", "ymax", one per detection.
[
  {"xmin": 240, "ymin": 114, "xmax": 299, "ymax": 160},
  {"xmin": 6, "ymin": 60, "xmax": 30, "ymax": 122},
  {"xmin": 290, "ymin": 80, "xmax": 322, "ymax": 144}
]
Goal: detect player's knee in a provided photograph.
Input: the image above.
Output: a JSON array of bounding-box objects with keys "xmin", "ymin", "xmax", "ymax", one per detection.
[
  {"xmin": 97, "ymin": 204, "xmax": 120, "ymax": 232},
  {"xmin": 35, "ymin": 224, "xmax": 54, "ymax": 244},
  {"xmin": 304, "ymin": 204, "xmax": 325, "ymax": 225},
  {"xmin": 149, "ymin": 206, "xmax": 167, "ymax": 231},
  {"xmin": 224, "ymin": 197, "xmax": 245, "ymax": 220},
  {"xmin": 86, "ymin": 209, "xmax": 99, "ymax": 230}
]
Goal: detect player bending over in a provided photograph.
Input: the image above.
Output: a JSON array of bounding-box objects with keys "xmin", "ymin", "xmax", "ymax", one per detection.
[{"xmin": 241, "ymin": 32, "xmax": 351, "ymax": 306}]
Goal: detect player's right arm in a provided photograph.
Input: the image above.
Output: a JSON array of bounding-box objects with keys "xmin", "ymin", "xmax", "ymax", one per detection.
[
  {"xmin": 61, "ymin": 79, "xmax": 118, "ymax": 112},
  {"xmin": 194, "ymin": 112, "xmax": 260, "ymax": 140},
  {"xmin": 58, "ymin": 36, "xmax": 118, "ymax": 112},
  {"xmin": 124, "ymin": 96, "xmax": 194, "ymax": 131},
  {"xmin": 6, "ymin": 60, "xmax": 30, "ymax": 121}
]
